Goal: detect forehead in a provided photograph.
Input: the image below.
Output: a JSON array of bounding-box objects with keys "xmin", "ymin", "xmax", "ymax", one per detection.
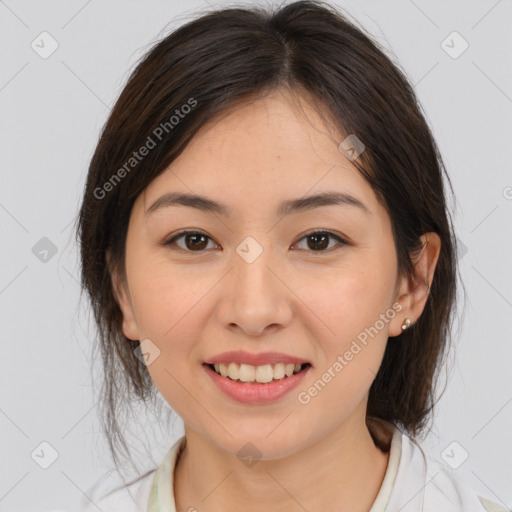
[{"xmin": 138, "ymin": 89, "xmax": 377, "ymax": 217}]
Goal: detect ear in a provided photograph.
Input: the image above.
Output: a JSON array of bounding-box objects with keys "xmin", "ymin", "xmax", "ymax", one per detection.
[
  {"xmin": 106, "ymin": 250, "xmax": 140, "ymax": 341},
  {"xmin": 388, "ymin": 232, "xmax": 441, "ymax": 337}
]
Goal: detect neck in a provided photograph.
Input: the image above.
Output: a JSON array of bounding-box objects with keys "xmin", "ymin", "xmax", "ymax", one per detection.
[{"xmin": 174, "ymin": 417, "xmax": 392, "ymax": 512}]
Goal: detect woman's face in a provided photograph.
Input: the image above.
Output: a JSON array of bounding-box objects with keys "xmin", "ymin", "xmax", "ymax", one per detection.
[{"xmin": 114, "ymin": 89, "xmax": 409, "ymax": 459}]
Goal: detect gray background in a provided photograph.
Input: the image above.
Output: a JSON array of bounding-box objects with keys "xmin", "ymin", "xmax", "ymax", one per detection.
[{"xmin": 1, "ymin": 0, "xmax": 511, "ymax": 511}]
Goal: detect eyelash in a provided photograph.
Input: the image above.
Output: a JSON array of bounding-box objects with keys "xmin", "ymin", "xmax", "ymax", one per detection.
[{"xmin": 163, "ymin": 229, "xmax": 349, "ymax": 254}]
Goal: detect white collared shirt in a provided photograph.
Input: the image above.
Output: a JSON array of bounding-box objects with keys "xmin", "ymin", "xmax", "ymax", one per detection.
[{"xmin": 78, "ymin": 422, "xmax": 509, "ymax": 512}]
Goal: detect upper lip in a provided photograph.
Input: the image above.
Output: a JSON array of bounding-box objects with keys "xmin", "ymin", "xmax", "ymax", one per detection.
[{"xmin": 204, "ymin": 350, "xmax": 310, "ymax": 366}]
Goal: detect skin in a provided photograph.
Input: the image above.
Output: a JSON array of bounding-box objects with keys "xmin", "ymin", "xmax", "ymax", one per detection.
[{"xmin": 110, "ymin": 87, "xmax": 441, "ymax": 512}]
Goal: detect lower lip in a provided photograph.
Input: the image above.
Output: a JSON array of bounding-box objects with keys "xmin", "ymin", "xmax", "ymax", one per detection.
[{"xmin": 203, "ymin": 364, "xmax": 311, "ymax": 404}]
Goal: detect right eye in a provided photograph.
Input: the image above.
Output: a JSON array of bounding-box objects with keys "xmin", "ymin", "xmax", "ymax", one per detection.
[{"xmin": 163, "ymin": 230, "xmax": 220, "ymax": 252}]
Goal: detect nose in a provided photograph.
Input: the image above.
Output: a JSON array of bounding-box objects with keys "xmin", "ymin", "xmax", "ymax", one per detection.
[{"xmin": 216, "ymin": 242, "xmax": 294, "ymax": 337}]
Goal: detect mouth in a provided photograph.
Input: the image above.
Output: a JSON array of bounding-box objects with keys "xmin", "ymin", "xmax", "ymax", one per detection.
[
  {"xmin": 203, "ymin": 362, "xmax": 312, "ymax": 384},
  {"xmin": 202, "ymin": 360, "xmax": 312, "ymax": 404}
]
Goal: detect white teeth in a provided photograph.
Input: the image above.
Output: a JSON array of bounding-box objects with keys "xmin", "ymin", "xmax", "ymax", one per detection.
[
  {"xmin": 256, "ymin": 364, "xmax": 273, "ymax": 383},
  {"xmin": 219, "ymin": 363, "xmax": 229, "ymax": 377},
  {"xmin": 211, "ymin": 362, "xmax": 305, "ymax": 383},
  {"xmin": 239, "ymin": 364, "xmax": 256, "ymax": 382},
  {"xmin": 227, "ymin": 362, "xmax": 238, "ymax": 380},
  {"xmin": 273, "ymin": 363, "xmax": 285, "ymax": 379}
]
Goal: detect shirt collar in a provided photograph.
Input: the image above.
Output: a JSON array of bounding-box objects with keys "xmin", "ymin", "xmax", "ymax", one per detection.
[
  {"xmin": 148, "ymin": 421, "xmax": 405, "ymax": 512},
  {"xmin": 148, "ymin": 435, "xmax": 186, "ymax": 512}
]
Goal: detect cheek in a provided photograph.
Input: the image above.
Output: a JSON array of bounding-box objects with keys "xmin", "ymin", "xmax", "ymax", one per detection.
[
  {"xmin": 127, "ymin": 263, "xmax": 213, "ymax": 388},
  {"xmin": 303, "ymin": 275, "xmax": 391, "ymax": 405},
  {"xmin": 305, "ymin": 260, "xmax": 395, "ymax": 391},
  {"xmin": 127, "ymin": 251, "xmax": 208, "ymax": 337},
  {"xmin": 319, "ymin": 265, "xmax": 394, "ymax": 337}
]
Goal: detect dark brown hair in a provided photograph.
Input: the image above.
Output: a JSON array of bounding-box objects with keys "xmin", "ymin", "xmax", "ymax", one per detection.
[{"xmin": 76, "ymin": 0, "xmax": 463, "ymax": 477}]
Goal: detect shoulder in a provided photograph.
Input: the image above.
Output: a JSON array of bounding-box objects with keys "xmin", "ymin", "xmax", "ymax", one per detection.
[
  {"xmin": 78, "ymin": 470, "xmax": 156, "ymax": 512},
  {"xmin": 75, "ymin": 436, "xmax": 186, "ymax": 512},
  {"xmin": 392, "ymin": 430, "xmax": 509, "ymax": 512},
  {"xmin": 423, "ymin": 455, "xmax": 509, "ymax": 512}
]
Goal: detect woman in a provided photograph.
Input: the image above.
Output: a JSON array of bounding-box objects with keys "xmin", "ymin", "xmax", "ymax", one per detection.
[{"xmin": 76, "ymin": 1, "xmax": 506, "ymax": 511}]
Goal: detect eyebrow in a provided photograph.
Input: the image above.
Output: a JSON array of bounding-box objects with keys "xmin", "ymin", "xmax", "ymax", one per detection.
[{"xmin": 145, "ymin": 191, "xmax": 371, "ymax": 218}]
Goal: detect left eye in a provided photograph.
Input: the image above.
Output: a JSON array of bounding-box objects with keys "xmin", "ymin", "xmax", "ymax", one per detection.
[
  {"xmin": 163, "ymin": 230, "xmax": 347, "ymax": 253},
  {"xmin": 293, "ymin": 231, "xmax": 347, "ymax": 252}
]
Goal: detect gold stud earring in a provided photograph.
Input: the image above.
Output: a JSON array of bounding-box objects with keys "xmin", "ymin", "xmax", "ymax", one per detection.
[{"xmin": 401, "ymin": 318, "xmax": 412, "ymax": 331}]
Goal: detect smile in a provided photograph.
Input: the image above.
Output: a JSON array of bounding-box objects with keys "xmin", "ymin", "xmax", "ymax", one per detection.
[
  {"xmin": 203, "ymin": 362, "xmax": 311, "ymax": 404},
  {"xmin": 209, "ymin": 362, "xmax": 309, "ymax": 383}
]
